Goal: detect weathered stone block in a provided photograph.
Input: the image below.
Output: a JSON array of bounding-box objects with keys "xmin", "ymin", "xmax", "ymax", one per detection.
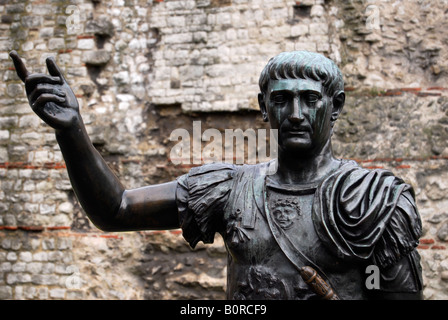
[
  {"xmin": 81, "ymin": 50, "xmax": 111, "ymax": 66},
  {"xmin": 6, "ymin": 273, "xmax": 31, "ymax": 284},
  {"xmin": 26, "ymin": 262, "xmax": 43, "ymax": 274},
  {"xmin": 39, "ymin": 27, "xmax": 54, "ymax": 38},
  {"xmin": 6, "ymin": 84, "xmax": 24, "ymax": 98},
  {"xmin": 437, "ymin": 221, "xmax": 448, "ymax": 241},
  {"xmin": 21, "ymin": 16, "xmax": 43, "ymax": 28},
  {"xmin": 41, "ymin": 262, "xmax": 55, "ymax": 274},
  {"xmin": 18, "ymin": 252, "xmax": 32, "ymax": 263},
  {"xmin": 164, "ymin": 33, "xmax": 193, "ymax": 44},
  {"xmin": 0, "ymin": 40, "xmax": 13, "ymax": 52},
  {"xmin": 6, "ymin": 4, "xmax": 25, "ymax": 14},
  {"xmin": 0, "ymin": 130, "xmax": 10, "ymax": 142},
  {"xmin": 48, "ymin": 251, "xmax": 63, "ymax": 262},
  {"xmin": 12, "ymin": 262, "xmax": 26, "ymax": 273},
  {"xmin": 0, "ymin": 286, "xmax": 13, "ymax": 299},
  {"xmin": 2, "ymin": 238, "xmax": 11, "ymax": 250},
  {"xmin": 33, "ymin": 252, "xmax": 48, "ymax": 262},
  {"xmin": 1, "ymin": 15, "xmax": 14, "ymax": 24},
  {"xmin": 309, "ymin": 22, "xmax": 328, "ymax": 35},
  {"xmin": 49, "ymin": 288, "xmax": 66, "ymax": 299},
  {"xmin": 40, "ymin": 204, "xmax": 56, "ymax": 215},
  {"xmin": 77, "ymin": 38, "xmax": 95, "ymax": 50},
  {"xmin": 48, "ymin": 38, "xmax": 65, "ymax": 51},
  {"xmin": 85, "ymin": 16, "xmax": 114, "ymax": 37},
  {"xmin": 113, "ymin": 71, "xmax": 130, "ymax": 86},
  {"xmin": 31, "ymin": 274, "xmax": 58, "ymax": 285},
  {"xmin": 0, "ymin": 262, "xmax": 11, "ymax": 272}
]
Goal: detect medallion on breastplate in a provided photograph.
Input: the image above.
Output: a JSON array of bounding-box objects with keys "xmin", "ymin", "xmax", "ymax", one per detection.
[{"xmin": 269, "ymin": 198, "xmax": 301, "ymax": 230}]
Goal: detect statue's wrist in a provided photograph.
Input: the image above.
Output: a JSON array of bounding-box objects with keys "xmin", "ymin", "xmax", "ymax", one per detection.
[{"xmin": 54, "ymin": 113, "xmax": 86, "ymax": 140}]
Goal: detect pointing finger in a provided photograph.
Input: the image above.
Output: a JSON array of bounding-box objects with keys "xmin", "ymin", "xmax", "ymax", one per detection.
[{"xmin": 9, "ymin": 50, "xmax": 30, "ymax": 83}]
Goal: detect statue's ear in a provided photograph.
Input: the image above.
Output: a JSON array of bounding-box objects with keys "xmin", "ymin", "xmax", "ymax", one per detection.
[
  {"xmin": 258, "ymin": 93, "xmax": 269, "ymax": 122},
  {"xmin": 331, "ymin": 91, "xmax": 345, "ymax": 123}
]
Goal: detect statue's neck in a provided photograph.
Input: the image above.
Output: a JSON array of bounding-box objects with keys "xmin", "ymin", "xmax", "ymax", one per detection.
[{"xmin": 273, "ymin": 140, "xmax": 340, "ymax": 185}]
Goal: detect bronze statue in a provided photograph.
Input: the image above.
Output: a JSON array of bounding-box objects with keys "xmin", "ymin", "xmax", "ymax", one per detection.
[{"xmin": 10, "ymin": 50, "xmax": 423, "ymax": 300}]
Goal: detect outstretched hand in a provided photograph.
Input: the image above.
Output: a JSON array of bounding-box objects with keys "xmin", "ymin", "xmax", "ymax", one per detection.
[{"xmin": 10, "ymin": 51, "xmax": 80, "ymax": 131}]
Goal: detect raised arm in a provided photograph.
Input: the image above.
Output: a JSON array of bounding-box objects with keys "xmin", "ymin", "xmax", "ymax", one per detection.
[{"xmin": 10, "ymin": 51, "xmax": 180, "ymax": 232}]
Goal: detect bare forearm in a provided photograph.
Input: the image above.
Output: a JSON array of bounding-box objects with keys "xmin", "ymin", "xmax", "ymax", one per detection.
[
  {"xmin": 55, "ymin": 116, "xmax": 180, "ymax": 231},
  {"xmin": 55, "ymin": 116, "xmax": 125, "ymax": 230}
]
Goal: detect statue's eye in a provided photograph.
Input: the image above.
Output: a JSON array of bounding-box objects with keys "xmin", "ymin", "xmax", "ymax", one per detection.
[
  {"xmin": 272, "ymin": 94, "xmax": 287, "ymax": 104},
  {"xmin": 304, "ymin": 93, "xmax": 320, "ymax": 104}
]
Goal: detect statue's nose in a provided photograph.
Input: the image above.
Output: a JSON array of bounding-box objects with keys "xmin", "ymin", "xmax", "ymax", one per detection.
[{"xmin": 288, "ymin": 97, "xmax": 305, "ymax": 123}]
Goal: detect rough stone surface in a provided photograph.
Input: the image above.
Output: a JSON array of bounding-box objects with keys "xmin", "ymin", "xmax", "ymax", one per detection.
[
  {"xmin": 0, "ymin": 0, "xmax": 448, "ymax": 300},
  {"xmin": 81, "ymin": 50, "xmax": 111, "ymax": 66}
]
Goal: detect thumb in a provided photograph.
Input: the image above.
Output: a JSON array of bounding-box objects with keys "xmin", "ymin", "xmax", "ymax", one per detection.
[{"xmin": 46, "ymin": 56, "xmax": 65, "ymax": 81}]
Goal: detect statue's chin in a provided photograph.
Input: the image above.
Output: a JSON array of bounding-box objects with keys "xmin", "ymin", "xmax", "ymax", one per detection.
[{"xmin": 279, "ymin": 138, "xmax": 314, "ymax": 155}]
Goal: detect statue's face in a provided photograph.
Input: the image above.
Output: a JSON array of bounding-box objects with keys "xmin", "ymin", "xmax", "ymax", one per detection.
[
  {"xmin": 263, "ymin": 78, "xmax": 333, "ymax": 155},
  {"xmin": 272, "ymin": 206, "xmax": 298, "ymax": 229}
]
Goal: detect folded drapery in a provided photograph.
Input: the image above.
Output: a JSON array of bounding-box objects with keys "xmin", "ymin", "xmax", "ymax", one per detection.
[{"xmin": 312, "ymin": 161, "xmax": 422, "ymax": 269}]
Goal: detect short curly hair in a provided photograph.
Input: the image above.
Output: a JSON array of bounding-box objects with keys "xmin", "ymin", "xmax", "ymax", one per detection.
[
  {"xmin": 258, "ymin": 51, "xmax": 344, "ymax": 98},
  {"xmin": 270, "ymin": 198, "xmax": 301, "ymax": 213}
]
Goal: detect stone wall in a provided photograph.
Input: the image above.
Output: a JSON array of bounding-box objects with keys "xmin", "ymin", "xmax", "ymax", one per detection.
[{"xmin": 1, "ymin": 0, "xmax": 448, "ymax": 300}]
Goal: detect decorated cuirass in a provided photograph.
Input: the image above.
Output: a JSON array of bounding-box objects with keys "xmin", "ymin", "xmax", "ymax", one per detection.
[{"xmin": 176, "ymin": 160, "xmax": 423, "ymax": 300}]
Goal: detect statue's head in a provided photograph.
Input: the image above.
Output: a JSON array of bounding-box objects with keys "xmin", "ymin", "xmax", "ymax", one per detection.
[
  {"xmin": 258, "ymin": 51, "xmax": 345, "ymax": 155},
  {"xmin": 259, "ymin": 51, "xmax": 344, "ymax": 100}
]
